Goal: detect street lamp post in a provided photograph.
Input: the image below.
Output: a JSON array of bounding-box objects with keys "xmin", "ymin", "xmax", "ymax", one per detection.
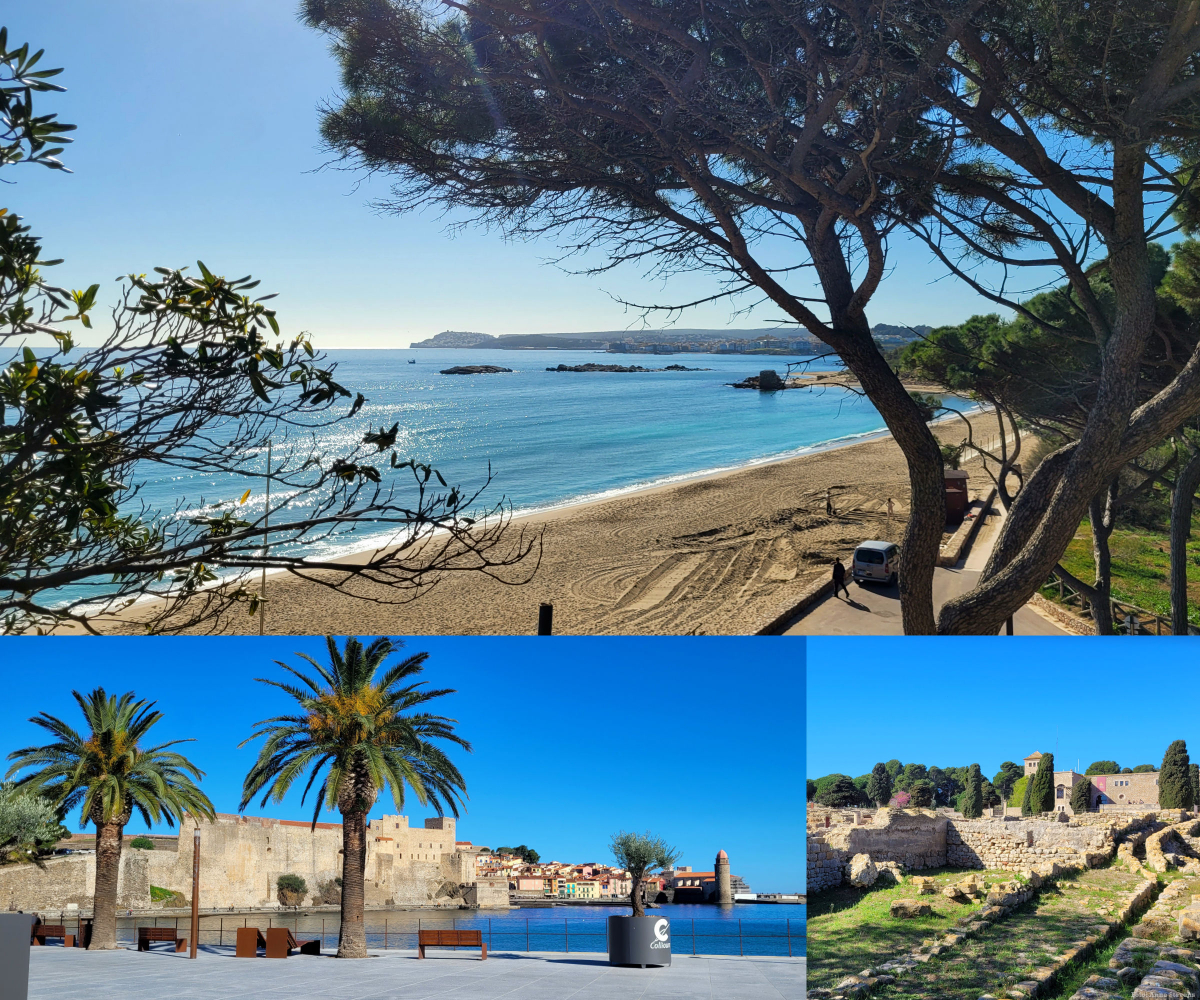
[{"xmin": 190, "ymin": 826, "xmax": 200, "ymax": 959}]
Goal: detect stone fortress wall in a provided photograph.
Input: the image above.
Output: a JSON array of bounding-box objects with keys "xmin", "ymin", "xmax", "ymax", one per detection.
[
  {"xmin": 0, "ymin": 812, "xmax": 508, "ymax": 912},
  {"xmin": 807, "ymin": 806, "xmax": 1165, "ymax": 894}
]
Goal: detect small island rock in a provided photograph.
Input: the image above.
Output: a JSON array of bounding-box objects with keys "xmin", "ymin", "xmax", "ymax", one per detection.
[{"xmin": 440, "ymin": 365, "xmax": 514, "ymax": 374}]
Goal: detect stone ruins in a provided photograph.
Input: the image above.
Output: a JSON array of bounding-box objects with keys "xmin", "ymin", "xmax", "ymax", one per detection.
[{"xmin": 807, "ymin": 806, "xmax": 1198, "ymax": 894}]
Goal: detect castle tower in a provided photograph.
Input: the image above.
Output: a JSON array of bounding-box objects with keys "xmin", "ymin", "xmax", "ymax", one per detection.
[{"xmin": 715, "ymin": 849, "xmax": 732, "ymax": 906}]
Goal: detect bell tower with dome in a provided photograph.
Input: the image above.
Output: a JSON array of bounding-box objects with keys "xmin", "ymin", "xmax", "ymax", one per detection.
[{"xmin": 715, "ymin": 849, "xmax": 733, "ymax": 906}]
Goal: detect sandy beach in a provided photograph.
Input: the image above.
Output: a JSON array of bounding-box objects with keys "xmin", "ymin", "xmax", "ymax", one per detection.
[{"xmin": 98, "ymin": 409, "xmax": 1001, "ymax": 636}]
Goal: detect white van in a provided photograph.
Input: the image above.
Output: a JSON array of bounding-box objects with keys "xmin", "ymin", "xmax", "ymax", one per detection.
[{"xmin": 852, "ymin": 540, "xmax": 900, "ymax": 585}]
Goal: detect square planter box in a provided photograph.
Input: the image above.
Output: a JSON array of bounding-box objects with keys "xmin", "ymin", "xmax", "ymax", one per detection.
[
  {"xmin": 0, "ymin": 913, "xmax": 38, "ymax": 1000},
  {"xmin": 607, "ymin": 914, "xmax": 671, "ymax": 968}
]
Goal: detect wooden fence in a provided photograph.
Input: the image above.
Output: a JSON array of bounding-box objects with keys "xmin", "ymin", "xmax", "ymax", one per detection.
[{"xmin": 1042, "ymin": 574, "xmax": 1199, "ymax": 635}]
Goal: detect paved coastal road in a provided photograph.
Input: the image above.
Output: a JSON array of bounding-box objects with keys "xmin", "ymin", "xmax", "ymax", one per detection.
[{"xmin": 783, "ymin": 501, "xmax": 1067, "ymax": 636}]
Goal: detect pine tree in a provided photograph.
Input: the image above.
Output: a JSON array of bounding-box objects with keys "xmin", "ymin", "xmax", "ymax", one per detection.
[
  {"xmin": 1158, "ymin": 740, "xmax": 1193, "ymax": 809},
  {"xmin": 1020, "ymin": 771, "xmax": 1034, "ymax": 816},
  {"xmin": 866, "ymin": 763, "xmax": 893, "ymax": 808},
  {"xmin": 959, "ymin": 763, "xmax": 983, "ymax": 819},
  {"xmin": 1069, "ymin": 778, "xmax": 1092, "ymax": 814},
  {"xmin": 1028, "ymin": 753, "xmax": 1055, "ymax": 814}
]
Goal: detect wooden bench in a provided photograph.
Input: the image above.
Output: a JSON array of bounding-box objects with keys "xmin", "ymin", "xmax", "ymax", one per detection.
[
  {"xmin": 265, "ymin": 927, "xmax": 321, "ymax": 958},
  {"xmin": 31, "ymin": 924, "xmax": 74, "ymax": 948},
  {"xmin": 137, "ymin": 926, "xmax": 186, "ymax": 952},
  {"xmin": 417, "ymin": 928, "xmax": 486, "ymax": 960},
  {"xmin": 235, "ymin": 926, "xmax": 266, "ymax": 957}
]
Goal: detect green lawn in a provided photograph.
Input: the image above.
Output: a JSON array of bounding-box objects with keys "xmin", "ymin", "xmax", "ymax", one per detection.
[
  {"xmin": 807, "ymin": 868, "xmax": 1006, "ymax": 988},
  {"xmin": 809, "ymin": 865, "xmax": 1147, "ymax": 998},
  {"xmin": 1046, "ymin": 515, "xmax": 1200, "ymax": 628}
]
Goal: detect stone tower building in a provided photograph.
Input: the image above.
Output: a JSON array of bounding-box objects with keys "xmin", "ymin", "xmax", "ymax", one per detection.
[{"xmin": 715, "ymin": 849, "xmax": 732, "ymax": 906}]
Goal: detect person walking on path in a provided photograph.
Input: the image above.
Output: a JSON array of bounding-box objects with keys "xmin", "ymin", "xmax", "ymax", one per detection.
[{"xmin": 831, "ymin": 558, "xmax": 851, "ymax": 599}]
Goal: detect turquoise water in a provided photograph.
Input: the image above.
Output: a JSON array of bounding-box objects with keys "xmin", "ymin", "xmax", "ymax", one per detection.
[{"xmin": 46, "ymin": 347, "xmax": 903, "ymax": 606}]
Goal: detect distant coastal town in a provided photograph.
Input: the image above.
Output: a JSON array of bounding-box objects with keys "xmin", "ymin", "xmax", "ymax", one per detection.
[
  {"xmin": 409, "ymin": 326, "xmax": 929, "ymax": 355},
  {"xmin": 465, "ymin": 843, "xmax": 757, "ymax": 902}
]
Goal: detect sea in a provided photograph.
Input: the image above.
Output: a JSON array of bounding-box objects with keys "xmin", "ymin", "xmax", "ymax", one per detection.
[
  {"xmin": 112, "ymin": 902, "xmax": 806, "ymax": 957},
  {"xmin": 48, "ymin": 347, "xmax": 916, "ymax": 607}
]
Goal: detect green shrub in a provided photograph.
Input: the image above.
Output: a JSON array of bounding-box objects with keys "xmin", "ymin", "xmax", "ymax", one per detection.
[
  {"xmin": 130, "ymin": 836, "xmax": 155, "ymax": 850},
  {"xmin": 277, "ymin": 873, "xmax": 308, "ymax": 895},
  {"xmin": 1008, "ymin": 775, "xmax": 1027, "ymax": 808},
  {"xmin": 149, "ymin": 885, "xmax": 175, "ymax": 902},
  {"xmin": 1191, "ymin": 763, "xmax": 1200, "ymax": 807}
]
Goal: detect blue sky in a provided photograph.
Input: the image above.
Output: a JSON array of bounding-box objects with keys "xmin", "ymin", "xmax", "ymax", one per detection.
[
  {"xmin": 807, "ymin": 637, "xmax": 1198, "ymax": 781},
  {"xmin": 1, "ymin": 636, "xmax": 804, "ymax": 892},
  {"xmin": 9, "ymin": 1, "xmax": 1010, "ymax": 348}
]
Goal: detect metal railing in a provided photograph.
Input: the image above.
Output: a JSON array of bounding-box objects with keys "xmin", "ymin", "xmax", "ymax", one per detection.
[{"xmin": 109, "ymin": 914, "xmax": 805, "ymax": 958}]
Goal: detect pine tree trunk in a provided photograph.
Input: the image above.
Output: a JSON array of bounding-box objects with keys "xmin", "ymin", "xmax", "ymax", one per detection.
[
  {"xmin": 1090, "ymin": 484, "xmax": 1116, "ymax": 636},
  {"xmin": 337, "ymin": 809, "xmax": 368, "ymax": 958},
  {"xmin": 89, "ymin": 820, "xmax": 124, "ymax": 950},
  {"xmin": 1170, "ymin": 447, "xmax": 1200, "ymax": 634},
  {"xmin": 630, "ymin": 877, "xmax": 644, "ymax": 918}
]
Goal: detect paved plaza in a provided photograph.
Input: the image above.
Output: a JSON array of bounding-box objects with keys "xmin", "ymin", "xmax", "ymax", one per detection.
[{"xmin": 29, "ymin": 944, "xmax": 806, "ymax": 1000}]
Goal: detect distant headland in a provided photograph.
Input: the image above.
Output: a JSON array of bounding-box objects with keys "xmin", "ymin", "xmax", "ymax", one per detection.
[{"xmin": 410, "ymin": 325, "xmax": 930, "ymax": 355}]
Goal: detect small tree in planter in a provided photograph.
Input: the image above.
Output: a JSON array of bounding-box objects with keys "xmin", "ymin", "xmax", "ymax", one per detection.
[
  {"xmin": 277, "ymin": 874, "xmax": 308, "ymax": 907},
  {"xmin": 607, "ymin": 831, "xmax": 681, "ymax": 968},
  {"xmin": 610, "ymin": 831, "xmax": 681, "ymax": 918}
]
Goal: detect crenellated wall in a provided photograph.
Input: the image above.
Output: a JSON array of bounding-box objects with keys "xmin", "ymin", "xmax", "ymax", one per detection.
[{"xmin": 0, "ymin": 812, "xmax": 504, "ymax": 912}]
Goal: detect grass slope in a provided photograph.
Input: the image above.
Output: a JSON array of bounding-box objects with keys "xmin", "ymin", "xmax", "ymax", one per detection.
[
  {"xmin": 1051, "ymin": 516, "xmax": 1200, "ymax": 628},
  {"xmin": 810, "ymin": 864, "xmax": 1146, "ymax": 998}
]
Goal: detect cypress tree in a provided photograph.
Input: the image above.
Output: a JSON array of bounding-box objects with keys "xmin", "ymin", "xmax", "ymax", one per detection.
[
  {"xmin": 1191, "ymin": 763, "xmax": 1199, "ymax": 808},
  {"xmin": 959, "ymin": 763, "xmax": 983, "ymax": 819},
  {"xmin": 1069, "ymin": 778, "xmax": 1093, "ymax": 814},
  {"xmin": 1159, "ymin": 740, "xmax": 1193, "ymax": 809},
  {"xmin": 1020, "ymin": 772, "xmax": 1034, "ymax": 816},
  {"xmin": 866, "ymin": 762, "xmax": 893, "ymax": 807},
  {"xmin": 1029, "ymin": 753, "xmax": 1055, "ymax": 814}
]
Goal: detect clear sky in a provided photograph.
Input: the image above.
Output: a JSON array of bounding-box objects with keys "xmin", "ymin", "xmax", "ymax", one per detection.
[
  {"xmin": 807, "ymin": 637, "xmax": 1198, "ymax": 782},
  {"xmin": 8, "ymin": 1, "xmax": 1011, "ymax": 349},
  {"xmin": 1, "ymin": 636, "xmax": 804, "ymax": 892}
]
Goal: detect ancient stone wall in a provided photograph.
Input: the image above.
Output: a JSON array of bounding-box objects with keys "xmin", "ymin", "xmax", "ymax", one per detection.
[
  {"xmin": 946, "ymin": 818, "xmax": 1115, "ymax": 870},
  {"xmin": 0, "ymin": 812, "xmax": 479, "ymax": 911},
  {"xmin": 806, "ymin": 808, "xmax": 1163, "ymax": 892},
  {"xmin": 0, "ymin": 850, "xmax": 149, "ymax": 911}
]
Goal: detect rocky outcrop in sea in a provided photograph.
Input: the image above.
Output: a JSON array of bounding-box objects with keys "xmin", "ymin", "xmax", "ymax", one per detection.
[
  {"xmin": 547, "ymin": 363, "xmax": 710, "ymax": 372},
  {"xmin": 440, "ymin": 365, "xmax": 514, "ymax": 374}
]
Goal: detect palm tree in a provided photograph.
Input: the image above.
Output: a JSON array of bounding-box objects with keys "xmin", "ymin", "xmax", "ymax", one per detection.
[
  {"xmin": 239, "ymin": 636, "xmax": 470, "ymax": 958},
  {"xmin": 5, "ymin": 689, "xmax": 214, "ymax": 949}
]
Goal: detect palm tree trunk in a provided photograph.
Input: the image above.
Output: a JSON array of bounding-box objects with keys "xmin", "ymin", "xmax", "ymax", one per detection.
[
  {"xmin": 89, "ymin": 820, "xmax": 124, "ymax": 950},
  {"xmin": 629, "ymin": 877, "xmax": 644, "ymax": 918},
  {"xmin": 337, "ymin": 809, "xmax": 368, "ymax": 958}
]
